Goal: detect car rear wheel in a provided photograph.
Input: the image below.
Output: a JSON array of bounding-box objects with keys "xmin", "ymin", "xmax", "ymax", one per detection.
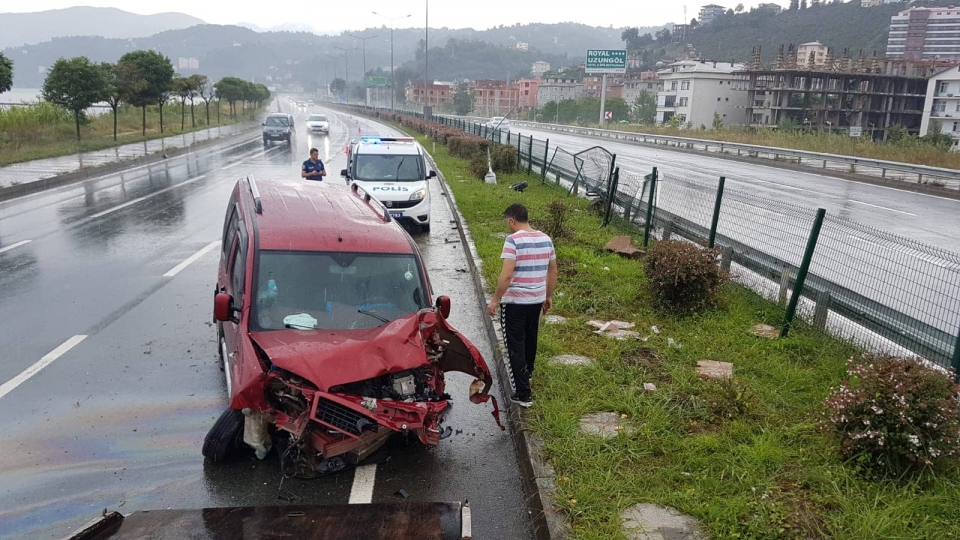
[{"xmin": 202, "ymin": 409, "xmax": 244, "ymax": 463}]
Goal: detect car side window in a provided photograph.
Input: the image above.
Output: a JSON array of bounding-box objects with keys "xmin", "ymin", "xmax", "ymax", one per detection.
[
  {"xmin": 223, "ymin": 205, "xmax": 239, "ymax": 259},
  {"xmin": 228, "ymin": 237, "xmax": 246, "ymax": 305}
]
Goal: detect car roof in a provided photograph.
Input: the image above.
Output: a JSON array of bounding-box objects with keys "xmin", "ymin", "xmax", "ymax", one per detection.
[
  {"xmin": 243, "ymin": 178, "xmax": 416, "ymax": 254},
  {"xmin": 353, "ymin": 137, "xmax": 422, "ymax": 156},
  {"xmin": 266, "ymin": 112, "xmax": 289, "ymax": 117}
]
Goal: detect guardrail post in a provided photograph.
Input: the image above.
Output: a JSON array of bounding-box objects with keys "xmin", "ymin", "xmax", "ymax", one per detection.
[
  {"xmin": 643, "ymin": 167, "xmax": 658, "ymax": 248},
  {"xmin": 781, "ymin": 208, "xmax": 826, "ymax": 338},
  {"xmin": 720, "ymin": 246, "xmax": 733, "ymax": 272},
  {"xmin": 779, "ymin": 266, "xmax": 793, "ymax": 304},
  {"xmin": 527, "ymin": 136, "xmax": 534, "ymax": 175},
  {"xmin": 813, "ymin": 290, "xmax": 831, "ymax": 330},
  {"xmin": 541, "ymin": 139, "xmax": 550, "ymax": 183},
  {"xmin": 918, "ymin": 173, "xmax": 923, "ymax": 184},
  {"xmin": 708, "ymin": 176, "xmax": 726, "ymax": 248},
  {"xmin": 602, "ymin": 168, "xmax": 619, "ymax": 227}
]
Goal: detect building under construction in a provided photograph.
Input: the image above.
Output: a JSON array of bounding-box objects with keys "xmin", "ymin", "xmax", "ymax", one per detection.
[{"xmin": 735, "ymin": 46, "xmax": 956, "ymax": 140}]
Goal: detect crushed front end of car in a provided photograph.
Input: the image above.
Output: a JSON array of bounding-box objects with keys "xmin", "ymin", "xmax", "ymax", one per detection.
[{"xmin": 244, "ymin": 308, "xmax": 502, "ymax": 478}]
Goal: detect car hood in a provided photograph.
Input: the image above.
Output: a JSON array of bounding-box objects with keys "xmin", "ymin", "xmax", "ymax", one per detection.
[{"xmin": 249, "ymin": 309, "xmax": 491, "ymax": 392}]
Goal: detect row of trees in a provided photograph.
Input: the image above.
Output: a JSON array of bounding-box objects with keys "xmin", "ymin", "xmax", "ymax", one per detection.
[
  {"xmin": 1, "ymin": 50, "xmax": 269, "ymax": 142},
  {"xmin": 534, "ymin": 91, "xmax": 658, "ymax": 126}
]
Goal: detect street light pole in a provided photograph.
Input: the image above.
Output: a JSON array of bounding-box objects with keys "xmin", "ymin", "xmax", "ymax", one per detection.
[
  {"xmin": 425, "ymin": 0, "xmax": 429, "ymax": 113},
  {"xmin": 334, "ymin": 46, "xmax": 358, "ymax": 98},
  {"xmin": 373, "ymin": 12, "xmax": 412, "ymax": 111}
]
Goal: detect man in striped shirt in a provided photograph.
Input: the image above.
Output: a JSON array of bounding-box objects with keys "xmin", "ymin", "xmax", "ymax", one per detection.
[{"xmin": 486, "ymin": 203, "xmax": 558, "ymax": 408}]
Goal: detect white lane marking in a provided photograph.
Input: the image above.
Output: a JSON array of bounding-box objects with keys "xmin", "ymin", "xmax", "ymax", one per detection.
[
  {"xmin": 348, "ymin": 463, "xmax": 377, "ymax": 504},
  {"xmin": 84, "ymin": 146, "xmax": 279, "ymax": 221},
  {"xmin": 163, "ymin": 240, "xmax": 221, "ymax": 277},
  {"xmin": 0, "ymin": 240, "xmax": 31, "ymax": 255},
  {"xmin": 848, "ymin": 199, "xmax": 918, "ymax": 216},
  {"xmin": 0, "ymin": 335, "xmax": 87, "ymax": 400}
]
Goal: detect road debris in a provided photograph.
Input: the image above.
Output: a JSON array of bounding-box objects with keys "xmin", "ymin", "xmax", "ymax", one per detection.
[
  {"xmin": 588, "ymin": 320, "xmax": 645, "ymax": 340},
  {"xmin": 604, "ymin": 236, "xmax": 644, "ymax": 259},
  {"xmin": 696, "ymin": 360, "xmax": 733, "ymax": 380},
  {"xmin": 751, "ymin": 323, "xmax": 780, "ymax": 339}
]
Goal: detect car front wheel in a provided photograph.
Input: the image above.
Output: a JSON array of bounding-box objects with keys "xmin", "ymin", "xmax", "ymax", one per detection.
[{"xmin": 202, "ymin": 409, "xmax": 244, "ymax": 463}]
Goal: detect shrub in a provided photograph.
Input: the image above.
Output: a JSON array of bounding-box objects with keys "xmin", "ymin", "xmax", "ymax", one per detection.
[
  {"xmin": 643, "ymin": 240, "xmax": 726, "ymax": 313},
  {"xmin": 468, "ymin": 154, "xmax": 490, "ymax": 180},
  {"xmin": 490, "ymin": 144, "xmax": 517, "ymax": 174},
  {"xmin": 446, "ymin": 134, "xmax": 489, "ymax": 160},
  {"xmin": 821, "ymin": 353, "xmax": 960, "ymax": 474},
  {"xmin": 532, "ymin": 199, "xmax": 573, "ymax": 240}
]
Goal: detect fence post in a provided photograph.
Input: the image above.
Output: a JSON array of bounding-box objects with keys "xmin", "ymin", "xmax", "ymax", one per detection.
[
  {"xmin": 516, "ymin": 134, "xmax": 522, "ymax": 169},
  {"xmin": 953, "ymin": 328, "xmax": 960, "ymax": 382},
  {"xmin": 720, "ymin": 246, "xmax": 733, "ymax": 272},
  {"xmin": 602, "ymin": 168, "xmax": 619, "ymax": 227},
  {"xmin": 507, "ymin": 131, "xmax": 512, "ymax": 145},
  {"xmin": 781, "ymin": 208, "xmax": 826, "ymax": 338},
  {"xmin": 662, "ymin": 220, "xmax": 674, "ymax": 241},
  {"xmin": 541, "ymin": 139, "xmax": 550, "ymax": 183},
  {"xmin": 779, "ymin": 266, "xmax": 792, "ymax": 305},
  {"xmin": 527, "ymin": 136, "xmax": 534, "ymax": 175},
  {"xmin": 708, "ymin": 176, "xmax": 726, "ymax": 248},
  {"xmin": 642, "ymin": 167, "xmax": 658, "ymax": 248}
]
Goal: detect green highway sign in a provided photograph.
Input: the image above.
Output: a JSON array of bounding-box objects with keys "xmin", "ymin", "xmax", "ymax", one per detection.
[
  {"xmin": 365, "ymin": 76, "xmax": 389, "ymax": 87},
  {"xmin": 585, "ymin": 49, "xmax": 627, "ymax": 74}
]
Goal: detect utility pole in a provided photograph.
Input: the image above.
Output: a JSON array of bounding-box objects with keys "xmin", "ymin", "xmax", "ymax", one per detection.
[
  {"xmin": 334, "ymin": 46, "xmax": 358, "ymax": 97},
  {"xmin": 373, "ymin": 12, "xmax": 411, "ymax": 110},
  {"xmin": 348, "ymin": 33, "xmax": 378, "ymax": 105},
  {"xmin": 425, "ymin": 0, "xmax": 429, "ymax": 112}
]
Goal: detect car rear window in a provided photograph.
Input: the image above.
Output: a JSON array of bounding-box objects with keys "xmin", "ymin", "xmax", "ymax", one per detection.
[
  {"xmin": 308, "ymin": 115, "xmax": 328, "ymax": 122},
  {"xmin": 252, "ymin": 251, "xmax": 429, "ymax": 331}
]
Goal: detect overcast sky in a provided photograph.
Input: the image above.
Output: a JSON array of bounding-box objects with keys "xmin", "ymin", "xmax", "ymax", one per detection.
[{"xmin": 2, "ymin": 1, "xmax": 792, "ymax": 32}]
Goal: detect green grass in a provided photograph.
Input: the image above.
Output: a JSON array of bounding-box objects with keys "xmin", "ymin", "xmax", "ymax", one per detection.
[
  {"xmin": 406, "ymin": 130, "xmax": 960, "ymax": 540},
  {"xmin": 0, "ymin": 101, "xmax": 265, "ymax": 167}
]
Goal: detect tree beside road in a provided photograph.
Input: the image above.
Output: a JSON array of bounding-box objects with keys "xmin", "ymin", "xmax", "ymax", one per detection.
[
  {"xmin": 0, "ymin": 52, "xmax": 12, "ymax": 94},
  {"xmin": 117, "ymin": 50, "xmax": 174, "ymax": 136},
  {"xmin": 41, "ymin": 57, "xmax": 108, "ymax": 141}
]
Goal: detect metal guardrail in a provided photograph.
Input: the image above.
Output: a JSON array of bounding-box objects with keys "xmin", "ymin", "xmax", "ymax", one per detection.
[{"xmin": 510, "ymin": 121, "xmax": 960, "ymax": 186}]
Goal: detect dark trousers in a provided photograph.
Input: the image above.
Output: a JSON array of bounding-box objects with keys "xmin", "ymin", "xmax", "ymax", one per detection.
[{"xmin": 500, "ymin": 302, "xmax": 542, "ymax": 401}]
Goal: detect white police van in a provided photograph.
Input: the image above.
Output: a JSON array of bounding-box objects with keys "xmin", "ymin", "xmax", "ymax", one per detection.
[{"xmin": 340, "ymin": 136, "xmax": 435, "ymax": 233}]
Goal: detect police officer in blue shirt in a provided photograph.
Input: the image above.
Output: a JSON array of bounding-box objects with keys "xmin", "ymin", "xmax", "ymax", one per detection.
[{"xmin": 301, "ymin": 148, "xmax": 327, "ymax": 181}]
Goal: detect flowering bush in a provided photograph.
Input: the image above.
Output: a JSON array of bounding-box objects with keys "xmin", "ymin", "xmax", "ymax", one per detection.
[
  {"xmin": 643, "ymin": 240, "xmax": 726, "ymax": 313},
  {"xmin": 821, "ymin": 353, "xmax": 960, "ymax": 474}
]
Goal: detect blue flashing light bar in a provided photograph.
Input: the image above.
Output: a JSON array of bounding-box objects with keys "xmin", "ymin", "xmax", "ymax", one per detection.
[{"xmin": 360, "ymin": 136, "xmax": 416, "ymax": 144}]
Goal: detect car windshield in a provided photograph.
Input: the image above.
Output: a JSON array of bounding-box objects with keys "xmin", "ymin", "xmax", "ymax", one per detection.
[
  {"xmin": 252, "ymin": 251, "xmax": 429, "ymax": 331},
  {"xmin": 354, "ymin": 154, "xmax": 423, "ymax": 182},
  {"xmin": 264, "ymin": 116, "xmax": 290, "ymax": 127},
  {"xmin": 308, "ymin": 115, "xmax": 328, "ymax": 122}
]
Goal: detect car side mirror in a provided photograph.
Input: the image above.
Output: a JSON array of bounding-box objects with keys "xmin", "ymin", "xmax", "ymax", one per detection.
[
  {"xmin": 435, "ymin": 296, "xmax": 451, "ymax": 319},
  {"xmin": 214, "ymin": 293, "xmax": 234, "ymax": 323},
  {"xmin": 340, "ymin": 169, "xmax": 349, "ymax": 177},
  {"xmin": 428, "ymin": 170, "xmax": 437, "ymax": 179}
]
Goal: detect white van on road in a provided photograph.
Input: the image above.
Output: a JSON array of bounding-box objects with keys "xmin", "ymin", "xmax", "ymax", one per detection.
[{"xmin": 341, "ymin": 137, "xmax": 435, "ymax": 233}]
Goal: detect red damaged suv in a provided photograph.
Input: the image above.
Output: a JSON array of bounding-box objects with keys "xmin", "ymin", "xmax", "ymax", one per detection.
[{"xmin": 204, "ymin": 175, "xmax": 501, "ymax": 476}]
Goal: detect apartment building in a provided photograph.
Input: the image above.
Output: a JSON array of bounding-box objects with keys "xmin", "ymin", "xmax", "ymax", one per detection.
[
  {"xmin": 473, "ymin": 80, "xmax": 520, "ymax": 117},
  {"xmin": 517, "ymin": 78, "xmax": 541, "ymax": 110},
  {"xmin": 623, "ymin": 72, "xmax": 660, "ymax": 104},
  {"xmin": 656, "ymin": 60, "xmax": 746, "ymax": 127},
  {"xmin": 699, "ymin": 4, "xmax": 727, "ymax": 25},
  {"xmin": 536, "ymin": 77, "xmax": 584, "ymax": 104},
  {"xmin": 404, "ymin": 81, "xmax": 456, "ymax": 107},
  {"xmin": 797, "ymin": 41, "xmax": 829, "ymax": 67},
  {"xmin": 583, "ymin": 75, "xmax": 626, "ymax": 98},
  {"xmin": 887, "ymin": 7, "xmax": 960, "ymax": 61},
  {"xmin": 920, "ymin": 64, "xmax": 960, "ymax": 149},
  {"xmin": 531, "ymin": 61, "xmax": 551, "ymax": 77}
]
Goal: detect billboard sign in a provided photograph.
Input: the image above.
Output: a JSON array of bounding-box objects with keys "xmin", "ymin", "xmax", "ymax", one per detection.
[{"xmin": 586, "ymin": 49, "xmax": 627, "ymax": 74}]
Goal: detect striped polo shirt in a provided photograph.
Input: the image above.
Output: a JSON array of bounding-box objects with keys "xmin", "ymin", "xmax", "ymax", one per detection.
[{"xmin": 501, "ymin": 230, "xmax": 556, "ymax": 305}]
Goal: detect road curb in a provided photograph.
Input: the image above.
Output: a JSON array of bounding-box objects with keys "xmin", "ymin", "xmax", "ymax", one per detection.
[
  {"xmin": 425, "ymin": 152, "xmax": 571, "ymax": 540},
  {"xmin": 0, "ymin": 124, "xmax": 260, "ymax": 203}
]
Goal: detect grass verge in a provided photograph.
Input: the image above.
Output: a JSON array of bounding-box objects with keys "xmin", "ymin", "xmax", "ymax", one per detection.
[
  {"xmin": 0, "ymin": 102, "xmax": 265, "ymax": 167},
  {"xmin": 405, "ymin": 129, "xmax": 960, "ymax": 539}
]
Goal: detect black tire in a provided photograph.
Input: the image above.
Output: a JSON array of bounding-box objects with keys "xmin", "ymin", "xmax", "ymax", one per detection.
[
  {"xmin": 421, "ymin": 223, "xmax": 431, "ymax": 234},
  {"xmin": 202, "ymin": 409, "xmax": 244, "ymax": 463}
]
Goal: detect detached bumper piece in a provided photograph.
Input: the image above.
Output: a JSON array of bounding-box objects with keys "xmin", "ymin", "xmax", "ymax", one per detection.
[{"xmin": 64, "ymin": 502, "xmax": 472, "ymax": 540}]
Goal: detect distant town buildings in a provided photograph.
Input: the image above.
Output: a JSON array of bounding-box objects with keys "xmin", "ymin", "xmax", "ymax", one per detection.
[
  {"xmin": 623, "ymin": 72, "xmax": 660, "ymax": 104},
  {"xmin": 656, "ymin": 60, "xmax": 746, "ymax": 127},
  {"xmin": 699, "ymin": 4, "xmax": 727, "ymax": 25},
  {"xmin": 672, "ymin": 24, "xmax": 692, "ymax": 44},
  {"xmin": 537, "ymin": 77, "xmax": 584, "ymax": 104},
  {"xmin": 861, "ymin": 0, "xmax": 901, "ymax": 7},
  {"xmin": 756, "ymin": 2, "xmax": 782, "ymax": 13},
  {"xmin": 887, "ymin": 6, "xmax": 960, "ymax": 61},
  {"xmin": 405, "ymin": 81, "xmax": 456, "ymax": 107},
  {"xmin": 516, "ymin": 41, "xmax": 530, "ymax": 51},
  {"xmin": 796, "ymin": 41, "xmax": 828, "ymax": 67},
  {"xmin": 178, "ymin": 57, "xmax": 200, "ymax": 70},
  {"xmin": 531, "ymin": 61, "xmax": 551, "ymax": 77},
  {"xmin": 473, "ymin": 80, "xmax": 520, "ymax": 116},
  {"xmin": 517, "ymin": 78, "xmax": 541, "ymax": 110},
  {"xmin": 920, "ymin": 64, "xmax": 960, "ymax": 149}
]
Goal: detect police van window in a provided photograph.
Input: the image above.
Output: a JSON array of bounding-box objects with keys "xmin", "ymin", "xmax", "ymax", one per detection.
[{"xmin": 355, "ymin": 154, "xmax": 423, "ymax": 182}]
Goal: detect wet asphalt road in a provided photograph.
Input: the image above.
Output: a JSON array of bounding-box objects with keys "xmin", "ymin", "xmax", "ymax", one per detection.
[
  {"xmin": 512, "ymin": 125, "xmax": 960, "ymax": 252},
  {"xmin": 0, "ymin": 101, "xmax": 533, "ymax": 540}
]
